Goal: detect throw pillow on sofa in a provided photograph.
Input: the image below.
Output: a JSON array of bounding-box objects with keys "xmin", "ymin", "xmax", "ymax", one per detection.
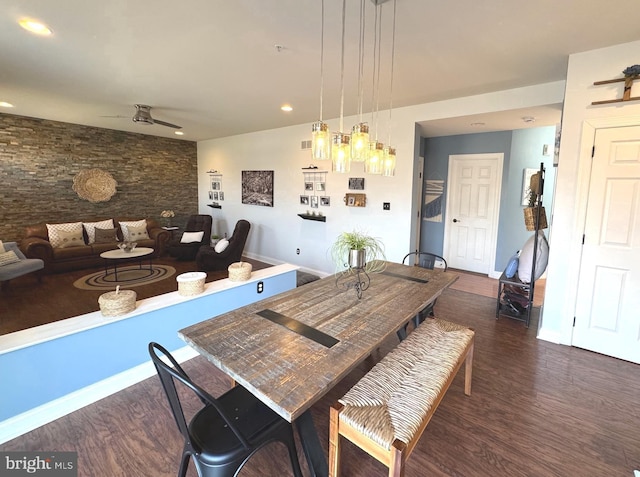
[
  {"xmin": 0, "ymin": 240, "xmax": 5, "ymax": 253},
  {"xmin": 127, "ymin": 225, "xmax": 150, "ymax": 241},
  {"xmin": 119, "ymin": 219, "xmax": 147, "ymax": 242},
  {"xmin": 214, "ymin": 238, "xmax": 229, "ymax": 253},
  {"xmin": 83, "ymin": 219, "xmax": 114, "ymax": 244},
  {"xmin": 46, "ymin": 222, "xmax": 84, "ymax": 248},
  {"xmin": 56, "ymin": 228, "xmax": 85, "ymax": 248},
  {"xmin": 94, "ymin": 227, "xmax": 119, "ymax": 243},
  {"xmin": 180, "ymin": 231, "xmax": 204, "ymax": 243},
  {"xmin": 0, "ymin": 250, "xmax": 21, "ymax": 266}
]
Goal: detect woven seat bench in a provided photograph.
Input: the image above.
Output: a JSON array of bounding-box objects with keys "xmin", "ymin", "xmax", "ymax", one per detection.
[{"xmin": 329, "ymin": 318, "xmax": 475, "ymax": 477}]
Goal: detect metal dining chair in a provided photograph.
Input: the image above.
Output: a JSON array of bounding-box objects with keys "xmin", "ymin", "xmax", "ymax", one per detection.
[
  {"xmin": 402, "ymin": 251, "xmax": 448, "ymax": 330},
  {"xmin": 148, "ymin": 342, "xmax": 304, "ymax": 477}
]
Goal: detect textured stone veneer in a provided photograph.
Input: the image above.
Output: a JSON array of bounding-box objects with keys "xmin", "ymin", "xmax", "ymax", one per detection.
[{"xmin": 0, "ymin": 113, "xmax": 197, "ymax": 242}]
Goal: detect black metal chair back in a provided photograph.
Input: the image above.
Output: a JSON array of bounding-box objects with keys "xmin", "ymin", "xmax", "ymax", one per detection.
[
  {"xmin": 148, "ymin": 342, "xmax": 303, "ymax": 477},
  {"xmin": 402, "ymin": 251, "xmax": 448, "ymax": 271}
]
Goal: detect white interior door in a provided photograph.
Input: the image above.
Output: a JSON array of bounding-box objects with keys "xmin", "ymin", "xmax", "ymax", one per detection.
[
  {"xmin": 573, "ymin": 125, "xmax": 640, "ymax": 364},
  {"xmin": 443, "ymin": 153, "xmax": 503, "ymax": 274}
]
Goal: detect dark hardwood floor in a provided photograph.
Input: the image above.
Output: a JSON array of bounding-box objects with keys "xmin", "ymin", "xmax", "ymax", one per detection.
[
  {"xmin": 2, "ymin": 284, "xmax": 639, "ymax": 476},
  {"xmin": 0, "ymin": 256, "xmax": 271, "ymax": 335}
]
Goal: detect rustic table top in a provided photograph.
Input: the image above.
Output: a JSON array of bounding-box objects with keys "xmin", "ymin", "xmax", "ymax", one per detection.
[{"xmin": 179, "ymin": 261, "xmax": 458, "ymax": 422}]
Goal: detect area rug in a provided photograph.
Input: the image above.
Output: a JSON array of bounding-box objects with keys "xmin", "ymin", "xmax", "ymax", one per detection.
[{"xmin": 73, "ymin": 265, "xmax": 176, "ymax": 290}]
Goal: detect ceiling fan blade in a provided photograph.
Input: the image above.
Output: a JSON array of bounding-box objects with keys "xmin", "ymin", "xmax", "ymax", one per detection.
[{"xmin": 152, "ymin": 118, "xmax": 182, "ymax": 129}]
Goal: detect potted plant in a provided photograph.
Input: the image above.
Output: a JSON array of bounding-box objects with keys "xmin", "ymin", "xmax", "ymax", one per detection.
[{"xmin": 330, "ymin": 230, "xmax": 386, "ymax": 274}]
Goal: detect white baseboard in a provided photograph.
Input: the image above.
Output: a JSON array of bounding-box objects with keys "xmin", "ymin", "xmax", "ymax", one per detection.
[
  {"xmin": 0, "ymin": 346, "xmax": 198, "ymax": 445},
  {"xmin": 536, "ymin": 327, "xmax": 562, "ymax": 344}
]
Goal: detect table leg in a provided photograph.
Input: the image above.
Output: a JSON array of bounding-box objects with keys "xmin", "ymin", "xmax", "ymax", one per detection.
[{"xmin": 295, "ymin": 410, "xmax": 328, "ymax": 477}]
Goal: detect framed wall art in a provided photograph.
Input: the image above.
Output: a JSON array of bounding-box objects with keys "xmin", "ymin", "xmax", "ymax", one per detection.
[
  {"xmin": 242, "ymin": 170, "xmax": 274, "ymax": 207},
  {"xmin": 348, "ymin": 177, "xmax": 365, "ymax": 190}
]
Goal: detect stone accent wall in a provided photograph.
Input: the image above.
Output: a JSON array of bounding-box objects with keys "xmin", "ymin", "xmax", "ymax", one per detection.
[{"xmin": 0, "ymin": 113, "xmax": 197, "ymax": 242}]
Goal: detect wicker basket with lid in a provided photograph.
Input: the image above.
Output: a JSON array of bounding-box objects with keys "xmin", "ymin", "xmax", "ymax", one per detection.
[
  {"xmin": 98, "ymin": 287, "xmax": 137, "ymax": 316},
  {"xmin": 228, "ymin": 262, "xmax": 252, "ymax": 282}
]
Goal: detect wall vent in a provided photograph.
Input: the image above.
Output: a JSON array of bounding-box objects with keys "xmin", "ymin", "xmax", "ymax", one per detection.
[{"xmin": 300, "ymin": 140, "xmax": 312, "ymax": 150}]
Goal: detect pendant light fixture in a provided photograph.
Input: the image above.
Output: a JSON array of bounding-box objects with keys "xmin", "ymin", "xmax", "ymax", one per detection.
[
  {"xmin": 365, "ymin": 1, "xmax": 384, "ymax": 175},
  {"xmin": 332, "ymin": 0, "xmax": 351, "ymax": 173},
  {"xmin": 350, "ymin": 0, "xmax": 369, "ymax": 162},
  {"xmin": 311, "ymin": 0, "xmax": 330, "ymax": 161},
  {"xmin": 382, "ymin": 0, "xmax": 397, "ymax": 177}
]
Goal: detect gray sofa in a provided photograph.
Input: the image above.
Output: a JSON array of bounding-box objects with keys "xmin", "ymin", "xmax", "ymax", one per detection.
[{"xmin": 0, "ymin": 242, "xmax": 44, "ymax": 289}]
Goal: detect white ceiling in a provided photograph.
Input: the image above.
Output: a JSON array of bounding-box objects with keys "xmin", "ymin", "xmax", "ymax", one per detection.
[{"xmin": 1, "ymin": 0, "xmax": 639, "ymax": 142}]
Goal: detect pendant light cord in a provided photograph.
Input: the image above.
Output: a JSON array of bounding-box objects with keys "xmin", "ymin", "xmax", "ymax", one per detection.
[
  {"xmin": 319, "ymin": 0, "xmax": 325, "ymax": 122},
  {"xmin": 357, "ymin": 0, "xmax": 366, "ymax": 122},
  {"xmin": 387, "ymin": 0, "xmax": 396, "ymax": 145},
  {"xmin": 339, "ymin": 0, "xmax": 346, "ymax": 133},
  {"xmin": 370, "ymin": 4, "xmax": 379, "ymax": 140}
]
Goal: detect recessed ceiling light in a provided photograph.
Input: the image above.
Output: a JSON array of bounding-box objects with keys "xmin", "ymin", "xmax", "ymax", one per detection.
[
  {"xmin": 0, "ymin": 101, "xmax": 14, "ymax": 108},
  {"xmin": 281, "ymin": 104, "xmax": 293, "ymax": 112},
  {"xmin": 522, "ymin": 116, "xmax": 536, "ymax": 123},
  {"xmin": 19, "ymin": 18, "xmax": 53, "ymax": 36},
  {"xmin": 174, "ymin": 131, "xmax": 184, "ymax": 136}
]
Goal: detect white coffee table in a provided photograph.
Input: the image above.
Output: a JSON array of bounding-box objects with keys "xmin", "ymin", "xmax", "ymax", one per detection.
[{"xmin": 100, "ymin": 247, "xmax": 154, "ymax": 282}]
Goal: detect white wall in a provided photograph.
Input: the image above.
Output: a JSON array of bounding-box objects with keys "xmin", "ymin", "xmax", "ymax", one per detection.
[
  {"xmin": 540, "ymin": 40, "xmax": 640, "ymax": 343},
  {"xmin": 198, "ymin": 81, "xmax": 565, "ymax": 278}
]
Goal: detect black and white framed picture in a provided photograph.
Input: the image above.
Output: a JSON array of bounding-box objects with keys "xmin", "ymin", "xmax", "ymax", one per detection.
[
  {"xmin": 213, "ymin": 191, "xmax": 219, "ymax": 200},
  {"xmin": 219, "ymin": 191, "xmax": 224, "ymax": 201},
  {"xmin": 300, "ymin": 195, "xmax": 310, "ymax": 205},
  {"xmin": 310, "ymin": 196, "xmax": 319, "ymax": 208},
  {"xmin": 208, "ymin": 191, "xmax": 213, "ymax": 200},
  {"xmin": 242, "ymin": 170, "xmax": 274, "ymax": 207},
  {"xmin": 304, "ymin": 182, "xmax": 314, "ymax": 191},
  {"xmin": 320, "ymin": 196, "xmax": 330, "ymax": 206},
  {"xmin": 212, "ymin": 181, "xmax": 221, "ymax": 190},
  {"xmin": 316, "ymin": 182, "xmax": 326, "ymax": 191},
  {"xmin": 348, "ymin": 177, "xmax": 365, "ymax": 190}
]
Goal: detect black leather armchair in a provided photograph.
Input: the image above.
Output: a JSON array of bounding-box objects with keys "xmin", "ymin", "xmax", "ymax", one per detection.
[
  {"xmin": 196, "ymin": 220, "xmax": 251, "ymax": 272},
  {"xmin": 167, "ymin": 214, "xmax": 212, "ymax": 261}
]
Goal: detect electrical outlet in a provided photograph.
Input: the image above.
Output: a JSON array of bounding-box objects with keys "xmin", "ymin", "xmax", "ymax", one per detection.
[
  {"xmin": 383, "ymin": 202, "xmax": 391, "ymax": 210},
  {"xmin": 257, "ymin": 281, "xmax": 264, "ymax": 293},
  {"xmin": 296, "ymin": 248, "xmax": 300, "ymax": 255}
]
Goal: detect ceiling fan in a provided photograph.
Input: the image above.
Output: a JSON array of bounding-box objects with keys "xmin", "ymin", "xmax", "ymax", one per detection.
[{"xmin": 131, "ymin": 104, "xmax": 182, "ymax": 129}]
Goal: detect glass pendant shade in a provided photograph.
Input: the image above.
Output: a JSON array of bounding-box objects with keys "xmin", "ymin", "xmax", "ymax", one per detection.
[
  {"xmin": 382, "ymin": 146, "xmax": 396, "ymax": 177},
  {"xmin": 351, "ymin": 123, "xmax": 369, "ymax": 162},
  {"xmin": 311, "ymin": 121, "xmax": 331, "ymax": 160},
  {"xmin": 331, "ymin": 132, "xmax": 351, "ymax": 173},
  {"xmin": 365, "ymin": 141, "xmax": 384, "ymax": 174}
]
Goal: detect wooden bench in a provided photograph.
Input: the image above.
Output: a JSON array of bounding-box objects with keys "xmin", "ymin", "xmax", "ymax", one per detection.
[{"xmin": 329, "ymin": 318, "xmax": 475, "ymax": 477}]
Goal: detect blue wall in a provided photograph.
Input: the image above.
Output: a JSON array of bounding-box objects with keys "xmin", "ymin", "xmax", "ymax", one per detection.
[
  {"xmin": 421, "ymin": 127, "xmax": 557, "ymax": 271},
  {"xmin": 0, "ymin": 270, "xmax": 296, "ymax": 422}
]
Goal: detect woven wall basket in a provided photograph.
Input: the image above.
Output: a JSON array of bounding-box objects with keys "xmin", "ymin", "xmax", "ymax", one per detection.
[
  {"xmin": 228, "ymin": 262, "xmax": 252, "ymax": 282},
  {"xmin": 524, "ymin": 206, "xmax": 548, "ymax": 231},
  {"xmin": 72, "ymin": 168, "xmax": 118, "ymax": 203},
  {"xmin": 98, "ymin": 289, "xmax": 136, "ymax": 316}
]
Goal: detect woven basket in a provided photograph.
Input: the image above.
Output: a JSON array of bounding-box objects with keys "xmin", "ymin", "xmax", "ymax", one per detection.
[
  {"xmin": 98, "ymin": 289, "xmax": 136, "ymax": 316},
  {"xmin": 228, "ymin": 262, "xmax": 252, "ymax": 282},
  {"xmin": 524, "ymin": 206, "xmax": 548, "ymax": 231},
  {"xmin": 176, "ymin": 272, "xmax": 206, "ymax": 296}
]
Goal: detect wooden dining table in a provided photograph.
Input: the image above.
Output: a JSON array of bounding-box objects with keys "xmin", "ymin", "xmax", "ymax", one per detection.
[{"xmin": 178, "ymin": 261, "xmax": 458, "ymax": 477}]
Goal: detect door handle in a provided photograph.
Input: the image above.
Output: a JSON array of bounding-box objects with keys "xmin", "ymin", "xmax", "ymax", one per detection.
[{"xmin": 453, "ymin": 218, "xmax": 460, "ymax": 223}]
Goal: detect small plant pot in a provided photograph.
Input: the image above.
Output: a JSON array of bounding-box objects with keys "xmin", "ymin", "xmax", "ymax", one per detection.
[{"xmin": 349, "ymin": 249, "xmax": 366, "ymax": 269}]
